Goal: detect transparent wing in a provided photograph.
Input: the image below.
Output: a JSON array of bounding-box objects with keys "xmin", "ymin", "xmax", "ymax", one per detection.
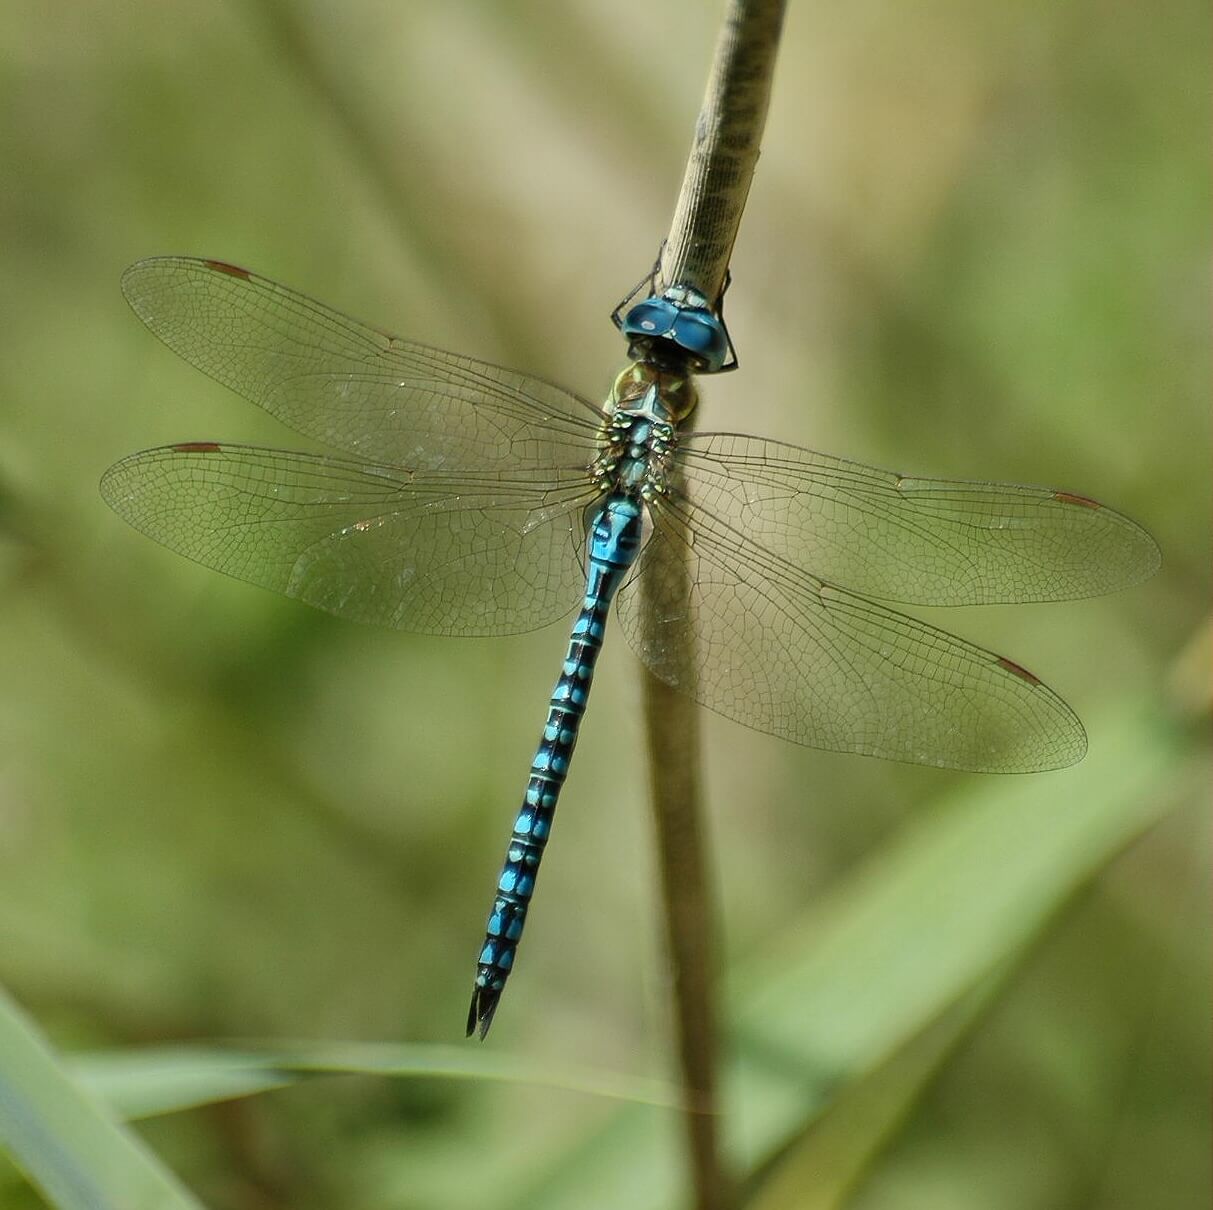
[
  {"xmin": 679, "ymin": 433, "xmax": 1160, "ymax": 605},
  {"xmin": 121, "ymin": 257, "xmax": 603, "ymax": 470},
  {"xmin": 616, "ymin": 492, "xmax": 1087, "ymax": 772},
  {"xmin": 101, "ymin": 443, "xmax": 592, "ymax": 635}
]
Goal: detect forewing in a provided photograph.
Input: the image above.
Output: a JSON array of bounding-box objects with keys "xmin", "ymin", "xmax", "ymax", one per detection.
[
  {"xmin": 101, "ymin": 444, "xmax": 590, "ymax": 635},
  {"xmin": 121, "ymin": 257, "xmax": 602, "ymax": 470},
  {"xmin": 616, "ymin": 493, "xmax": 1087, "ymax": 772},
  {"xmin": 680, "ymin": 433, "xmax": 1159, "ymax": 605}
]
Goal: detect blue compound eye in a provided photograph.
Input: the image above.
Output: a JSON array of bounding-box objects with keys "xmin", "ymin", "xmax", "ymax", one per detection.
[
  {"xmin": 671, "ymin": 310, "xmax": 728, "ymax": 373},
  {"xmin": 621, "ymin": 295, "xmax": 728, "ymax": 371},
  {"xmin": 621, "ymin": 298, "xmax": 680, "ymax": 340}
]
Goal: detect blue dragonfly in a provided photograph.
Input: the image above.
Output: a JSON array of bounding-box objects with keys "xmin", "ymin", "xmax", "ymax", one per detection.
[{"xmin": 101, "ymin": 257, "xmax": 1159, "ymax": 1037}]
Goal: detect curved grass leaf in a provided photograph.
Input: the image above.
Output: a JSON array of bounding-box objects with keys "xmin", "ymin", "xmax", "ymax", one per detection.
[
  {"xmin": 744, "ymin": 975, "xmax": 1006, "ymax": 1210},
  {"xmin": 71, "ymin": 1042, "xmax": 677, "ymax": 1120},
  {"xmin": 0, "ymin": 987, "xmax": 203, "ymax": 1210}
]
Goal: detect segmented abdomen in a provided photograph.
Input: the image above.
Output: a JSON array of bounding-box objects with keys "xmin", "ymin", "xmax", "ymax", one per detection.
[{"xmin": 467, "ymin": 494, "xmax": 643, "ymax": 1037}]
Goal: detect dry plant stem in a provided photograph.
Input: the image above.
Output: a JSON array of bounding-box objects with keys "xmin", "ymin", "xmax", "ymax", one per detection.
[
  {"xmin": 659, "ymin": 0, "xmax": 787, "ymax": 301},
  {"xmin": 641, "ymin": 4, "xmax": 786, "ymax": 1210},
  {"xmin": 641, "ymin": 667, "xmax": 729, "ymax": 1210}
]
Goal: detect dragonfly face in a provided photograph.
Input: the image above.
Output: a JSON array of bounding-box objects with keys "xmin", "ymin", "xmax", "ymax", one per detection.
[
  {"xmin": 619, "ymin": 284, "xmax": 729, "ymax": 373},
  {"xmin": 102, "ymin": 257, "xmax": 1159, "ymax": 1037}
]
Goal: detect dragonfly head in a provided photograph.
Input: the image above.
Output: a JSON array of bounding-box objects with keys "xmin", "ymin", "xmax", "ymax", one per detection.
[{"xmin": 620, "ymin": 285, "xmax": 729, "ymax": 374}]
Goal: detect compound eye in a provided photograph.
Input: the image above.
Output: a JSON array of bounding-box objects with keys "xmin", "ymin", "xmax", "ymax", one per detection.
[
  {"xmin": 672, "ymin": 311, "xmax": 728, "ymax": 372},
  {"xmin": 621, "ymin": 298, "xmax": 678, "ymax": 339}
]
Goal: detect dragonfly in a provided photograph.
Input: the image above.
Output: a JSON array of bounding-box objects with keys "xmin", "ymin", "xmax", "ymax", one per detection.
[{"xmin": 101, "ymin": 256, "xmax": 1159, "ymax": 1037}]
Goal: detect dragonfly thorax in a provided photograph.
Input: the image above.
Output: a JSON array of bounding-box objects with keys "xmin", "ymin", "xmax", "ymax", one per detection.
[
  {"xmin": 609, "ymin": 361, "xmax": 698, "ymax": 422},
  {"xmin": 591, "ymin": 363, "xmax": 687, "ymax": 501}
]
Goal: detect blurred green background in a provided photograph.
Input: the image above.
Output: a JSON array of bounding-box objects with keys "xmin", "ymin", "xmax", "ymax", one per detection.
[{"xmin": 0, "ymin": 1, "xmax": 1207, "ymax": 1208}]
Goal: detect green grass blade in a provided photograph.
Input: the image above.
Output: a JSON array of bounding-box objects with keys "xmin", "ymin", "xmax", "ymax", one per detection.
[
  {"xmin": 71, "ymin": 1042, "xmax": 677, "ymax": 1120},
  {"xmin": 68, "ymin": 1050, "xmax": 295, "ymax": 1122},
  {"xmin": 0, "ymin": 987, "xmax": 203, "ymax": 1210},
  {"xmin": 744, "ymin": 975, "xmax": 1006, "ymax": 1210}
]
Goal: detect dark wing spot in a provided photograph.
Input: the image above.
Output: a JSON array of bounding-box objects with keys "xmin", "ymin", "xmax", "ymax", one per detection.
[
  {"xmin": 1053, "ymin": 490, "xmax": 1102, "ymax": 510},
  {"xmin": 997, "ymin": 655, "xmax": 1041, "ymax": 685},
  {"xmin": 202, "ymin": 259, "xmax": 252, "ymax": 280},
  {"xmin": 172, "ymin": 441, "xmax": 223, "ymax": 453}
]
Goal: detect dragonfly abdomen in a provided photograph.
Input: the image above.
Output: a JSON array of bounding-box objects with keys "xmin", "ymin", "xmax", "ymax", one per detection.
[{"xmin": 467, "ymin": 494, "xmax": 644, "ymax": 1037}]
